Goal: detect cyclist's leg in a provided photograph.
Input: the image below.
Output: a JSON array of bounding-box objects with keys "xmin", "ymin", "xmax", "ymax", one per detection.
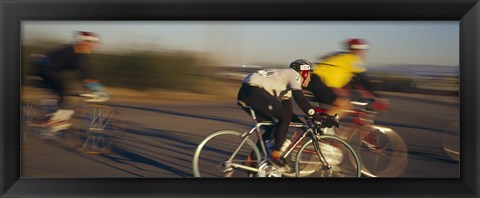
[
  {"xmin": 38, "ymin": 69, "xmax": 66, "ymax": 107},
  {"xmin": 237, "ymin": 83, "xmax": 276, "ymax": 142},
  {"xmin": 272, "ymin": 99, "xmax": 294, "ymax": 151},
  {"xmin": 237, "ymin": 84, "xmax": 294, "ymax": 174},
  {"xmin": 237, "ymin": 105, "xmax": 275, "ymax": 140},
  {"xmin": 38, "ymin": 70, "xmax": 74, "ymax": 133},
  {"xmin": 237, "ymin": 84, "xmax": 289, "ymax": 151},
  {"xmin": 238, "ymin": 84, "xmax": 275, "ymax": 166},
  {"xmin": 307, "ymin": 74, "xmax": 351, "ymax": 118},
  {"xmin": 247, "ymin": 100, "xmax": 290, "ymax": 166}
]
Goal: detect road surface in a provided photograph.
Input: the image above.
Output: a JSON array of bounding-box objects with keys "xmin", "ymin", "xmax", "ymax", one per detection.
[{"xmin": 21, "ymin": 92, "xmax": 459, "ymax": 178}]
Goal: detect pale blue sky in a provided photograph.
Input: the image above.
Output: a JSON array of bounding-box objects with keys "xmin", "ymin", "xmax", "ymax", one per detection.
[{"xmin": 22, "ymin": 21, "xmax": 459, "ymax": 67}]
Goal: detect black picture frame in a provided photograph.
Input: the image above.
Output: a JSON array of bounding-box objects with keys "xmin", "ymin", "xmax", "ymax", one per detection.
[{"xmin": 1, "ymin": 0, "xmax": 478, "ymax": 197}]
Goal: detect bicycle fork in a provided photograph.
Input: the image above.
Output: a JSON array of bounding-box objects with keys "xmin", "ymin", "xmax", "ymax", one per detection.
[{"xmin": 311, "ymin": 135, "xmax": 334, "ymax": 172}]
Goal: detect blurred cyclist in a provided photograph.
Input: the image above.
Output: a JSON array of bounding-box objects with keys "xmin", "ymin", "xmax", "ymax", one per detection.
[
  {"xmin": 237, "ymin": 59, "xmax": 337, "ymax": 170},
  {"xmin": 30, "ymin": 31, "xmax": 108, "ymax": 135},
  {"xmin": 306, "ymin": 38, "xmax": 388, "ymax": 122}
]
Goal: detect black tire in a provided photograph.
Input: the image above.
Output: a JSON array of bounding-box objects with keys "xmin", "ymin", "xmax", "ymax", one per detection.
[{"xmin": 295, "ymin": 135, "xmax": 361, "ymax": 177}]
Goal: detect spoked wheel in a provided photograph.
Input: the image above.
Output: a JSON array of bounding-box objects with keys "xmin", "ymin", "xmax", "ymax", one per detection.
[
  {"xmin": 441, "ymin": 121, "xmax": 459, "ymax": 162},
  {"xmin": 348, "ymin": 125, "xmax": 408, "ymax": 177},
  {"xmin": 20, "ymin": 100, "xmax": 37, "ymax": 148},
  {"xmin": 295, "ymin": 135, "xmax": 361, "ymax": 177},
  {"xmin": 65, "ymin": 104, "xmax": 125, "ymax": 154},
  {"xmin": 192, "ymin": 130, "xmax": 261, "ymax": 177},
  {"xmin": 20, "ymin": 99, "xmax": 50, "ymax": 148}
]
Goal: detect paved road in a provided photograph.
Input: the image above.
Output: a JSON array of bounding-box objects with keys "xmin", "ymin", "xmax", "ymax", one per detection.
[{"xmin": 21, "ymin": 92, "xmax": 460, "ymax": 178}]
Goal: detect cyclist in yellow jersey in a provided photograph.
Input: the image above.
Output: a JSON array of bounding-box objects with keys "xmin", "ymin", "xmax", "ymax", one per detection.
[{"xmin": 306, "ymin": 38, "xmax": 387, "ymax": 118}]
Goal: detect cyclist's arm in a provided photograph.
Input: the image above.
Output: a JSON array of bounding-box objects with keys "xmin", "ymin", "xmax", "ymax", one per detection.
[
  {"xmin": 356, "ymin": 72, "xmax": 383, "ymax": 98},
  {"xmin": 292, "ymin": 90, "xmax": 321, "ymax": 119},
  {"xmin": 292, "ymin": 90, "xmax": 338, "ymax": 127},
  {"xmin": 286, "ymin": 69, "xmax": 323, "ymax": 120}
]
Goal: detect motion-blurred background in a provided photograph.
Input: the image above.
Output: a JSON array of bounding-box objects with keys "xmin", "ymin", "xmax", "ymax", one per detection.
[
  {"xmin": 21, "ymin": 21, "xmax": 459, "ymax": 100},
  {"xmin": 20, "ymin": 21, "xmax": 460, "ymax": 178}
]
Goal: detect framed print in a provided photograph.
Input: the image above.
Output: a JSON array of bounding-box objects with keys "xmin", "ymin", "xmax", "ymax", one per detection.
[{"xmin": 1, "ymin": 0, "xmax": 479, "ymax": 197}]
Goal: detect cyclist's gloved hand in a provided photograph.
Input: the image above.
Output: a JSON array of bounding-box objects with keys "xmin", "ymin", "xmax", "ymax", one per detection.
[
  {"xmin": 372, "ymin": 98, "xmax": 389, "ymax": 110},
  {"xmin": 85, "ymin": 82, "xmax": 108, "ymax": 97},
  {"xmin": 313, "ymin": 113, "xmax": 339, "ymax": 128}
]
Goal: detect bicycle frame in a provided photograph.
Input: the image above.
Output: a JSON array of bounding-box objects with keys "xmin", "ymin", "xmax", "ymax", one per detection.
[
  {"xmin": 221, "ymin": 106, "xmax": 326, "ymax": 175},
  {"xmin": 21, "ymin": 83, "xmax": 121, "ymax": 154},
  {"xmin": 315, "ymin": 101, "xmax": 377, "ymax": 140}
]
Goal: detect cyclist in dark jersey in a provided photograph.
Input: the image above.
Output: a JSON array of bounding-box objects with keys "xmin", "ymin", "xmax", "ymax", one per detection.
[{"xmin": 31, "ymin": 31, "xmax": 107, "ymax": 134}]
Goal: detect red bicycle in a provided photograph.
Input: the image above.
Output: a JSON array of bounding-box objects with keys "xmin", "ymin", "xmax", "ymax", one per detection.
[{"xmin": 311, "ymin": 94, "xmax": 408, "ymax": 177}]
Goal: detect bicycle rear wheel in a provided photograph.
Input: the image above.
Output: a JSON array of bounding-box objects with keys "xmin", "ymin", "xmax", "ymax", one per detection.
[
  {"xmin": 20, "ymin": 100, "xmax": 38, "ymax": 148},
  {"xmin": 65, "ymin": 104, "xmax": 125, "ymax": 154},
  {"xmin": 295, "ymin": 135, "xmax": 361, "ymax": 177},
  {"xmin": 192, "ymin": 130, "xmax": 261, "ymax": 177}
]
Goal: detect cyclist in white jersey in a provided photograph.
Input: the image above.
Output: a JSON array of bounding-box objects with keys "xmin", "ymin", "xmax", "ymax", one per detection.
[{"xmin": 237, "ymin": 59, "xmax": 337, "ymax": 167}]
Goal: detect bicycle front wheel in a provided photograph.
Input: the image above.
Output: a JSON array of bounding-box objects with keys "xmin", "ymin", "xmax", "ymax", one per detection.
[
  {"xmin": 65, "ymin": 104, "xmax": 125, "ymax": 154},
  {"xmin": 192, "ymin": 130, "xmax": 261, "ymax": 177},
  {"xmin": 441, "ymin": 121, "xmax": 459, "ymax": 162},
  {"xmin": 351, "ymin": 125, "xmax": 408, "ymax": 177},
  {"xmin": 295, "ymin": 135, "xmax": 361, "ymax": 177}
]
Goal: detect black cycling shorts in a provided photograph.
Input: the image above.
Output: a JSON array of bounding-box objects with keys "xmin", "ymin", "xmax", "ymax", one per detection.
[
  {"xmin": 237, "ymin": 83, "xmax": 294, "ymax": 149},
  {"xmin": 237, "ymin": 83, "xmax": 292, "ymax": 122},
  {"xmin": 307, "ymin": 74, "xmax": 337, "ymax": 105}
]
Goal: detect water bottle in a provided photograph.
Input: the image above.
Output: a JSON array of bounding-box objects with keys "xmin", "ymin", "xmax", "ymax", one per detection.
[
  {"xmin": 290, "ymin": 132, "xmax": 302, "ymax": 161},
  {"xmin": 265, "ymin": 139, "xmax": 273, "ymax": 155},
  {"xmin": 279, "ymin": 139, "xmax": 291, "ymax": 154}
]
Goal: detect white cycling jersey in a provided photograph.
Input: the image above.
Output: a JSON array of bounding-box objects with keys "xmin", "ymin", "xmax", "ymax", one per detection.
[{"xmin": 243, "ymin": 68, "xmax": 302, "ymax": 100}]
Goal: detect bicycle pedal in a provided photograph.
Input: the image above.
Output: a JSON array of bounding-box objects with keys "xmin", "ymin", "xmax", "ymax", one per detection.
[
  {"xmin": 88, "ymin": 128, "xmax": 104, "ymax": 131},
  {"xmin": 268, "ymin": 170, "xmax": 282, "ymax": 177},
  {"xmin": 256, "ymin": 162, "xmax": 271, "ymax": 177},
  {"xmin": 27, "ymin": 123, "xmax": 47, "ymax": 128},
  {"xmin": 40, "ymin": 131, "xmax": 62, "ymax": 139}
]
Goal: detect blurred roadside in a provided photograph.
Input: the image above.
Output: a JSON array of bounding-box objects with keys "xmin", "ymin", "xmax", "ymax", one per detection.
[
  {"xmin": 100, "ymin": 86, "xmax": 459, "ymax": 106},
  {"xmin": 21, "ymin": 41, "xmax": 459, "ymax": 106},
  {"xmin": 379, "ymin": 91, "xmax": 458, "ymax": 106},
  {"xmin": 104, "ymin": 86, "xmax": 238, "ymax": 104}
]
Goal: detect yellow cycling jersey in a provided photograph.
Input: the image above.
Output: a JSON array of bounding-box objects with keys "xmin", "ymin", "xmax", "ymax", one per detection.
[{"xmin": 312, "ymin": 52, "xmax": 367, "ymax": 88}]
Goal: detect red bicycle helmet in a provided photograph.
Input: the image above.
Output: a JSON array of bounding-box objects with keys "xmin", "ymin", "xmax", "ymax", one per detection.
[{"xmin": 346, "ymin": 38, "xmax": 369, "ymax": 50}]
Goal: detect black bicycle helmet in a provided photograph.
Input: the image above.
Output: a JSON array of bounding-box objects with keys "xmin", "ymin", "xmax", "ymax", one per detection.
[{"xmin": 290, "ymin": 59, "xmax": 314, "ymax": 71}]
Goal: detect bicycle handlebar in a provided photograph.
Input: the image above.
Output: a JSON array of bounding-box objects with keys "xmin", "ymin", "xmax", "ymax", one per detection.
[
  {"xmin": 351, "ymin": 99, "xmax": 389, "ymax": 112},
  {"xmin": 305, "ymin": 113, "xmax": 339, "ymax": 129},
  {"xmin": 64, "ymin": 92, "xmax": 110, "ymax": 102}
]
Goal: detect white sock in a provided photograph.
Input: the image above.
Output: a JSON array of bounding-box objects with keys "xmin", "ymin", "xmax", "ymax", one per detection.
[{"xmin": 49, "ymin": 109, "xmax": 75, "ymax": 121}]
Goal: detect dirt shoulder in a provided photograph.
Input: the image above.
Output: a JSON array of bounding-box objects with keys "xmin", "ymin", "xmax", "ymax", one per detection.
[{"xmin": 106, "ymin": 87, "xmax": 237, "ymax": 104}]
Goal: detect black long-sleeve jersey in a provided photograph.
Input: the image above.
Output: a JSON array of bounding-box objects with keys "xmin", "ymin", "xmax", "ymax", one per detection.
[{"xmin": 45, "ymin": 44, "xmax": 93, "ymax": 79}]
